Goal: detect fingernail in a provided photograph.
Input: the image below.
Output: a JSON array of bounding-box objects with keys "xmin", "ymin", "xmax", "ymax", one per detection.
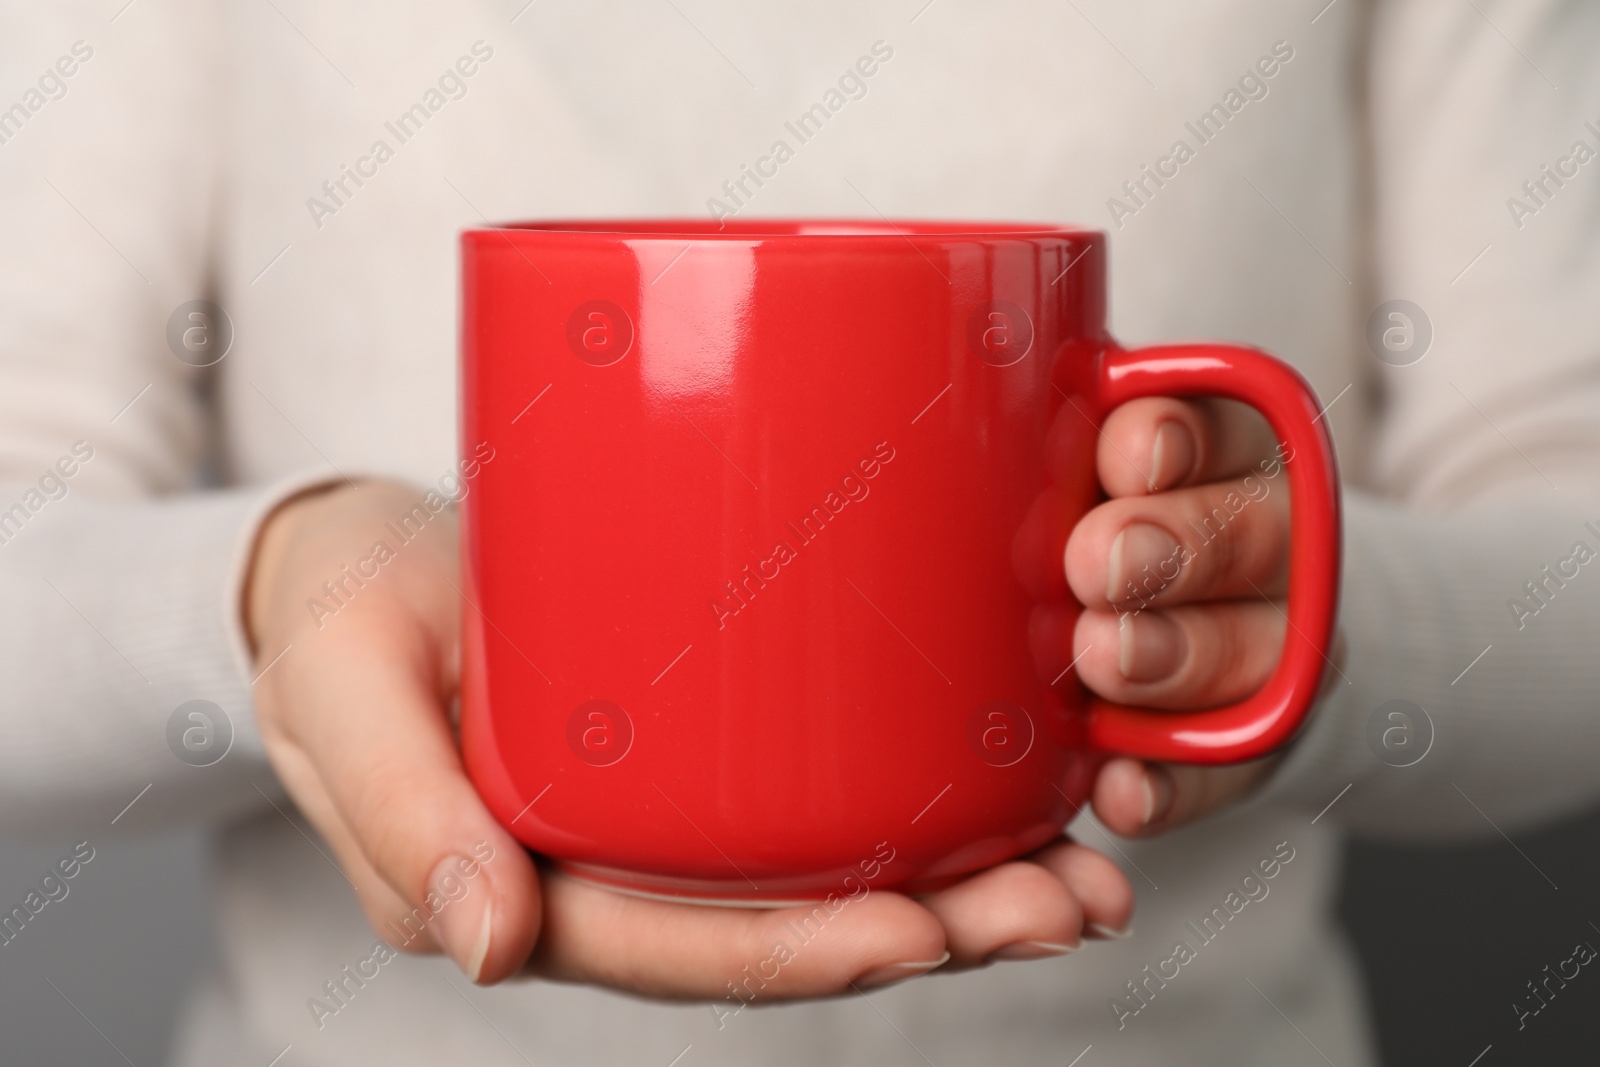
[
  {"xmin": 1106, "ymin": 523, "xmax": 1182, "ymax": 605},
  {"xmin": 987, "ymin": 939, "xmax": 1080, "ymax": 962},
  {"xmin": 429, "ymin": 856, "xmax": 493, "ymax": 983},
  {"xmin": 1141, "ymin": 767, "xmax": 1175, "ymax": 827},
  {"xmin": 1087, "ymin": 923, "xmax": 1133, "ymax": 940},
  {"xmin": 1148, "ymin": 420, "xmax": 1196, "ymax": 492},
  {"xmin": 1117, "ymin": 611, "xmax": 1185, "ymax": 683},
  {"xmin": 856, "ymin": 951, "xmax": 951, "ymax": 989}
]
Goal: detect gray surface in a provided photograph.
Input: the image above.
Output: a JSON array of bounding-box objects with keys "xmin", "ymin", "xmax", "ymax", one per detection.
[{"xmin": 0, "ymin": 832, "xmax": 210, "ymax": 1067}]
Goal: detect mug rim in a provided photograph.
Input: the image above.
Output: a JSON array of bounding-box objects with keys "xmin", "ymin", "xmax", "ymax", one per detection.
[{"xmin": 466, "ymin": 217, "xmax": 1098, "ymax": 241}]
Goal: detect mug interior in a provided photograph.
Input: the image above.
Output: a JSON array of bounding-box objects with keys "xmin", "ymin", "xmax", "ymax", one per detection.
[{"xmin": 493, "ymin": 218, "xmax": 1091, "ymax": 239}]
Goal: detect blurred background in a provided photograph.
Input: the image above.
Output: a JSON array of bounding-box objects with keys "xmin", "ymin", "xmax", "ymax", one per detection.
[{"xmin": 3, "ymin": 816, "xmax": 1599, "ymax": 1066}]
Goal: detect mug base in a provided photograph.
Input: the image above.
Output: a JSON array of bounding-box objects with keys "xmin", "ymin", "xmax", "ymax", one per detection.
[{"xmin": 555, "ymin": 859, "xmax": 963, "ymax": 906}]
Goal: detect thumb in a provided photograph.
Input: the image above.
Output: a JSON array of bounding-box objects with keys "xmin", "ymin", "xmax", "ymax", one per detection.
[{"xmin": 286, "ymin": 629, "xmax": 540, "ymax": 983}]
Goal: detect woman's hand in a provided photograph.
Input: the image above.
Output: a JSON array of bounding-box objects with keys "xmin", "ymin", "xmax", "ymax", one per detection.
[
  {"xmin": 1065, "ymin": 398, "xmax": 1325, "ymax": 837},
  {"xmin": 246, "ymin": 481, "xmax": 1135, "ymax": 993}
]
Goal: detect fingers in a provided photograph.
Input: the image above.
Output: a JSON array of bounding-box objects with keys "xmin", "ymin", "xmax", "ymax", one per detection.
[
  {"xmin": 1071, "ymin": 600, "xmax": 1285, "ymax": 710},
  {"xmin": 530, "ymin": 868, "xmax": 947, "ymax": 998},
  {"xmin": 1091, "ymin": 756, "xmax": 1280, "ymax": 838},
  {"xmin": 1065, "ymin": 476, "xmax": 1291, "ymax": 610},
  {"xmin": 531, "ymin": 839, "xmax": 1136, "ymax": 996},
  {"xmin": 1069, "ymin": 401, "xmax": 1297, "ymax": 848},
  {"xmin": 920, "ymin": 861, "xmax": 1082, "ymax": 967},
  {"xmin": 918, "ymin": 841, "xmax": 1137, "ymax": 967},
  {"xmin": 1029, "ymin": 839, "xmax": 1135, "ymax": 940},
  {"xmin": 1096, "ymin": 397, "xmax": 1280, "ymax": 498}
]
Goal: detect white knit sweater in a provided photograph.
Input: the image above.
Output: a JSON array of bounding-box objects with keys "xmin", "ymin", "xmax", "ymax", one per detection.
[{"xmin": 3, "ymin": 1, "xmax": 1599, "ymax": 1064}]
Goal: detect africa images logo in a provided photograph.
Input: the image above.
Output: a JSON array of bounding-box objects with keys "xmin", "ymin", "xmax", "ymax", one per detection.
[{"xmin": 709, "ymin": 442, "xmax": 896, "ymax": 629}]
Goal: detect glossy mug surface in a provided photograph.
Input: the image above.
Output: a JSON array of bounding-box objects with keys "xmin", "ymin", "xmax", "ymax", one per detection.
[{"xmin": 459, "ymin": 219, "xmax": 1340, "ymax": 903}]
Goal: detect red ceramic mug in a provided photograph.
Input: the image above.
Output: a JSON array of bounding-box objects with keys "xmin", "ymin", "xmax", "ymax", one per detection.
[{"xmin": 459, "ymin": 219, "xmax": 1340, "ymax": 903}]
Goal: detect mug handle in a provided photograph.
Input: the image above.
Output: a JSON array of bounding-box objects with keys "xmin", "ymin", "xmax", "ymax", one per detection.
[{"xmin": 1084, "ymin": 343, "xmax": 1342, "ymax": 765}]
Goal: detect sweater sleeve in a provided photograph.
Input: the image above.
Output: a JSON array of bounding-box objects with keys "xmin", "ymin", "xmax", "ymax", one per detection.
[
  {"xmin": 0, "ymin": 1, "xmax": 316, "ymax": 833},
  {"xmin": 0, "ymin": 479, "xmax": 330, "ymax": 834},
  {"xmin": 1257, "ymin": 0, "xmax": 1600, "ymax": 837}
]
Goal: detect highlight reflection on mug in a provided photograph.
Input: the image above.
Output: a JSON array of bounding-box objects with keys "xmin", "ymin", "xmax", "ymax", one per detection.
[
  {"xmin": 565, "ymin": 300, "xmax": 634, "ymax": 366},
  {"xmin": 967, "ymin": 700, "xmax": 1034, "ymax": 767},
  {"xmin": 567, "ymin": 699, "xmax": 634, "ymax": 766}
]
